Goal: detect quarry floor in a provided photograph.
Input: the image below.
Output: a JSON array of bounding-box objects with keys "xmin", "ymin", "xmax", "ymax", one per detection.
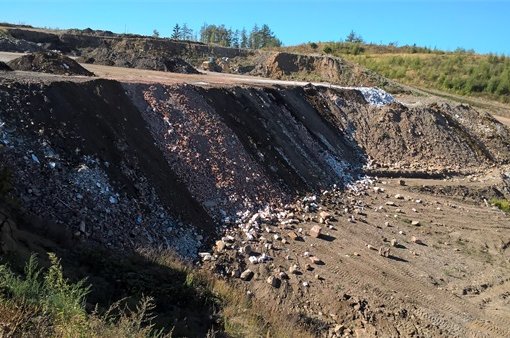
[
  {"xmin": 208, "ymin": 173, "xmax": 510, "ymax": 337},
  {"xmin": 1, "ymin": 53, "xmax": 510, "ymax": 337}
]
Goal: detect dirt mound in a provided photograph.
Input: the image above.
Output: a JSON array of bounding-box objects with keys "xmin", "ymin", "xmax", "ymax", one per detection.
[
  {"xmin": 81, "ymin": 51, "xmax": 200, "ymax": 74},
  {"xmin": 229, "ymin": 52, "xmax": 403, "ymax": 93},
  {"xmin": 7, "ymin": 52, "xmax": 94, "ymax": 76},
  {"xmin": 0, "ymin": 35, "xmax": 43, "ymax": 53},
  {"xmin": 304, "ymin": 86, "xmax": 510, "ymax": 173},
  {"xmin": 0, "ymin": 61, "xmax": 12, "ymax": 71}
]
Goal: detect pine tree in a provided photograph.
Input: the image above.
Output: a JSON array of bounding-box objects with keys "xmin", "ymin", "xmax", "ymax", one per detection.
[
  {"xmin": 240, "ymin": 28, "xmax": 248, "ymax": 48},
  {"xmin": 171, "ymin": 24, "xmax": 181, "ymax": 39}
]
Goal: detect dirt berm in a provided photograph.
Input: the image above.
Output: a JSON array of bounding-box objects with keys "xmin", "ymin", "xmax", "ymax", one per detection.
[
  {"xmin": 8, "ymin": 51, "xmax": 95, "ymax": 76},
  {"xmin": 1, "ymin": 74, "xmax": 509, "ymax": 256},
  {"xmin": 0, "ymin": 61, "xmax": 11, "ymax": 71},
  {"xmin": 1, "ymin": 26, "xmax": 405, "ymax": 90}
]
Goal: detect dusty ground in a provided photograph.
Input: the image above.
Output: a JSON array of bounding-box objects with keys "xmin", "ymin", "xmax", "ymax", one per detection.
[{"xmin": 204, "ymin": 173, "xmax": 510, "ymax": 337}]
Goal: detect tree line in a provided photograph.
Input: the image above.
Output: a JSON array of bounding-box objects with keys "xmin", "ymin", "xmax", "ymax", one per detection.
[{"xmin": 154, "ymin": 23, "xmax": 281, "ymax": 49}]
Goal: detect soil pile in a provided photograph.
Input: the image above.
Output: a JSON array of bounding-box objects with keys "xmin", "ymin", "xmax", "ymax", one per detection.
[
  {"xmin": 0, "ymin": 35, "xmax": 43, "ymax": 53},
  {"xmin": 1, "ymin": 78, "xmax": 509, "ymax": 256},
  {"xmin": 7, "ymin": 52, "xmax": 94, "ymax": 76},
  {"xmin": 0, "ymin": 61, "xmax": 12, "ymax": 71},
  {"xmin": 81, "ymin": 51, "xmax": 200, "ymax": 74},
  {"xmin": 304, "ymin": 86, "xmax": 510, "ymax": 174}
]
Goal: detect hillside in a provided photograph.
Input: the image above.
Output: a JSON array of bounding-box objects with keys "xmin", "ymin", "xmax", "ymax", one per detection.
[{"xmin": 280, "ymin": 42, "xmax": 510, "ymax": 104}]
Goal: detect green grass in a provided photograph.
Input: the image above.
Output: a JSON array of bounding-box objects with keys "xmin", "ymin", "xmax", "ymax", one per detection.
[
  {"xmin": 490, "ymin": 198, "xmax": 510, "ymax": 212},
  {"xmin": 280, "ymin": 41, "xmax": 510, "ymax": 104},
  {"xmin": 346, "ymin": 53, "xmax": 510, "ymax": 103},
  {"xmin": 0, "ymin": 253, "xmax": 167, "ymax": 337}
]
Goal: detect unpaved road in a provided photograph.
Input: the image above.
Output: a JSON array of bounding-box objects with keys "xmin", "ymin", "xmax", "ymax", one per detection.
[{"xmin": 208, "ymin": 174, "xmax": 510, "ymax": 337}]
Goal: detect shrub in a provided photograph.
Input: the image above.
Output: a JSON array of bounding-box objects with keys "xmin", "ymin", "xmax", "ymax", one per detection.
[
  {"xmin": 490, "ymin": 198, "xmax": 510, "ymax": 212},
  {"xmin": 0, "ymin": 254, "xmax": 166, "ymax": 337},
  {"xmin": 323, "ymin": 45, "xmax": 333, "ymax": 54}
]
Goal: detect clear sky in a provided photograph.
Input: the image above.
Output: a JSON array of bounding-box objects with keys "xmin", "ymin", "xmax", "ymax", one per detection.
[{"xmin": 1, "ymin": 0, "xmax": 509, "ymax": 55}]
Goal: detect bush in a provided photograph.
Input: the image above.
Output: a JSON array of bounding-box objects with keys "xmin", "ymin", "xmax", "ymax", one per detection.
[
  {"xmin": 490, "ymin": 198, "xmax": 510, "ymax": 212},
  {"xmin": 323, "ymin": 46, "xmax": 333, "ymax": 54},
  {"xmin": 0, "ymin": 254, "xmax": 166, "ymax": 337}
]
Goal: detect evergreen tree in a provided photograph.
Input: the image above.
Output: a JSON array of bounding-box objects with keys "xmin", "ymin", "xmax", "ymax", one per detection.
[
  {"xmin": 182, "ymin": 23, "xmax": 193, "ymax": 40},
  {"xmin": 171, "ymin": 24, "xmax": 181, "ymax": 39},
  {"xmin": 240, "ymin": 28, "xmax": 248, "ymax": 48},
  {"xmin": 232, "ymin": 29, "xmax": 240, "ymax": 48}
]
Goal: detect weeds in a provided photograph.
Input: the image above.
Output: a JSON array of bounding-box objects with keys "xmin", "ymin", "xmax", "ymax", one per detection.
[
  {"xmin": 0, "ymin": 253, "xmax": 167, "ymax": 337},
  {"xmin": 490, "ymin": 198, "xmax": 510, "ymax": 212}
]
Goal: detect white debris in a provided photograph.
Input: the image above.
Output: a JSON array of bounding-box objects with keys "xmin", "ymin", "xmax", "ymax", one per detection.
[
  {"xmin": 31, "ymin": 153, "xmax": 40, "ymax": 164},
  {"xmin": 353, "ymin": 87, "xmax": 395, "ymax": 106}
]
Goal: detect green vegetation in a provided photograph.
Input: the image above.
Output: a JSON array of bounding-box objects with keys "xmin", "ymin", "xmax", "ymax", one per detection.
[
  {"xmin": 0, "ymin": 254, "xmax": 165, "ymax": 337},
  {"xmin": 0, "ymin": 249, "xmax": 312, "ymax": 337},
  {"xmin": 169, "ymin": 22, "xmax": 281, "ymax": 48},
  {"xmin": 282, "ymin": 34, "xmax": 510, "ymax": 103},
  {"xmin": 347, "ymin": 53, "xmax": 510, "ymax": 103},
  {"xmin": 490, "ymin": 198, "xmax": 510, "ymax": 212}
]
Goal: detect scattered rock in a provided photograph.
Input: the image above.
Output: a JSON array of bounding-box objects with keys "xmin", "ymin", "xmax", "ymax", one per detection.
[
  {"xmin": 266, "ymin": 275, "xmax": 280, "ymax": 287},
  {"xmin": 411, "ymin": 220, "xmax": 421, "ymax": 226},
  {"xmin": 240, "ymin": 269, "xmax": 254, "ymax": 281},
  {"xmin": 289, "ymin": 264, "xmax": 299, "ymax": 274},
  {"xmin": 379, "ymin": 246, "xmax": 391, "ymax": 257},
  {"xmin": 241, "ymin": 245, "xmax": 253, "ymax": 255},
  {"xmin": 215, "ymin": 240, "xmax": 226, "ymax": 252},
  {"xmin": 411, "ymin": 236, "xmax": 423, "ymax": 244},
  {"xmin": 310, "ymin": 256, "xmax": 323, "ymax": 264},
  {"xmin": 310, "ymin": 225, "xmax": 322, "ymax": 238},
  {"xmin": 279, "ymin": 271, "xmax": 289, "ymax": 280},
  {"xmin": 288, "ymin": 231, "xmax": 299, "ymax": 240}
]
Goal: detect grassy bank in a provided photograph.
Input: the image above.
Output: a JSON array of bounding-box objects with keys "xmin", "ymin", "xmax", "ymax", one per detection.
[{"xmin": 280, "ymin": 42, "xmax": 510, "ymax": 104}]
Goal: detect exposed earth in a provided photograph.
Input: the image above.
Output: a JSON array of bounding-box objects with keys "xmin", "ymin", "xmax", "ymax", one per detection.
[
  {"xmin": 7, "ymin": 51, "xmax": 94, "ymax": 76},
  {"xmin": 0, "ymin": 25, "xmax": 509, "ymax": 338}
]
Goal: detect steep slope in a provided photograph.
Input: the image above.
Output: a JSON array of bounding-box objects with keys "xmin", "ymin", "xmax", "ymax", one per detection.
[{"xmin": 1, "ymin": 76, "xmax": 509, "ymax": 257}]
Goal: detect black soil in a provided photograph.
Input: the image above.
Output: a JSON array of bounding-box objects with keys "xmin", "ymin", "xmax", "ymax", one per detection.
[
  {"xmin": 7, "ymin": 52, "xmax": 95, "ymax": 76},
  {"xmin": 0, "ymin": 61, "xmax": 12, "ymax": 71}
]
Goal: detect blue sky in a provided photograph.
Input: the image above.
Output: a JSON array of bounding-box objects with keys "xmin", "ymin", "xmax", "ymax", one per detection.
[{"xmin": 1, "ymin": 0, "xmax": 509, "ymax": 55}]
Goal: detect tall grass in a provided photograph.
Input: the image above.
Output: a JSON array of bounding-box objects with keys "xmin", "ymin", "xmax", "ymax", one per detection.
[{"xmin": 0, "ymin": 253, "xmax": 166, "ymax": 337}]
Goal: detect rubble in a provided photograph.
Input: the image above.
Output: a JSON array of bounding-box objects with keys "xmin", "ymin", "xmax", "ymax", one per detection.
[
  {"xmin": 240, "ymin": 269, "xmax": 254, "ymax": 281},
  {"xmin": 379, "ymin": 247, "xmax": 390, "ymax": 258},
  {"xmin": 310, "ymin": 225, "xmax": 322, "ymax": 238}
]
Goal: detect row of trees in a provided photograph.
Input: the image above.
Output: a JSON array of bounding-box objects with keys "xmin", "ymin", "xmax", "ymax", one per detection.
[
  {"xmin": 199, "ymin": 24, "xmax": 281, "ymax": 48},
  {"xmin": 154, "ymin": 23, "xmax": 281, "ymax": 49}
]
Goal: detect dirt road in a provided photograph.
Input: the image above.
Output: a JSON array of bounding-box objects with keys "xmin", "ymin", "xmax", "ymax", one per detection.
[{"xmin": 207, "ymin": 174, "xmax": 510, "ymax": 337}]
